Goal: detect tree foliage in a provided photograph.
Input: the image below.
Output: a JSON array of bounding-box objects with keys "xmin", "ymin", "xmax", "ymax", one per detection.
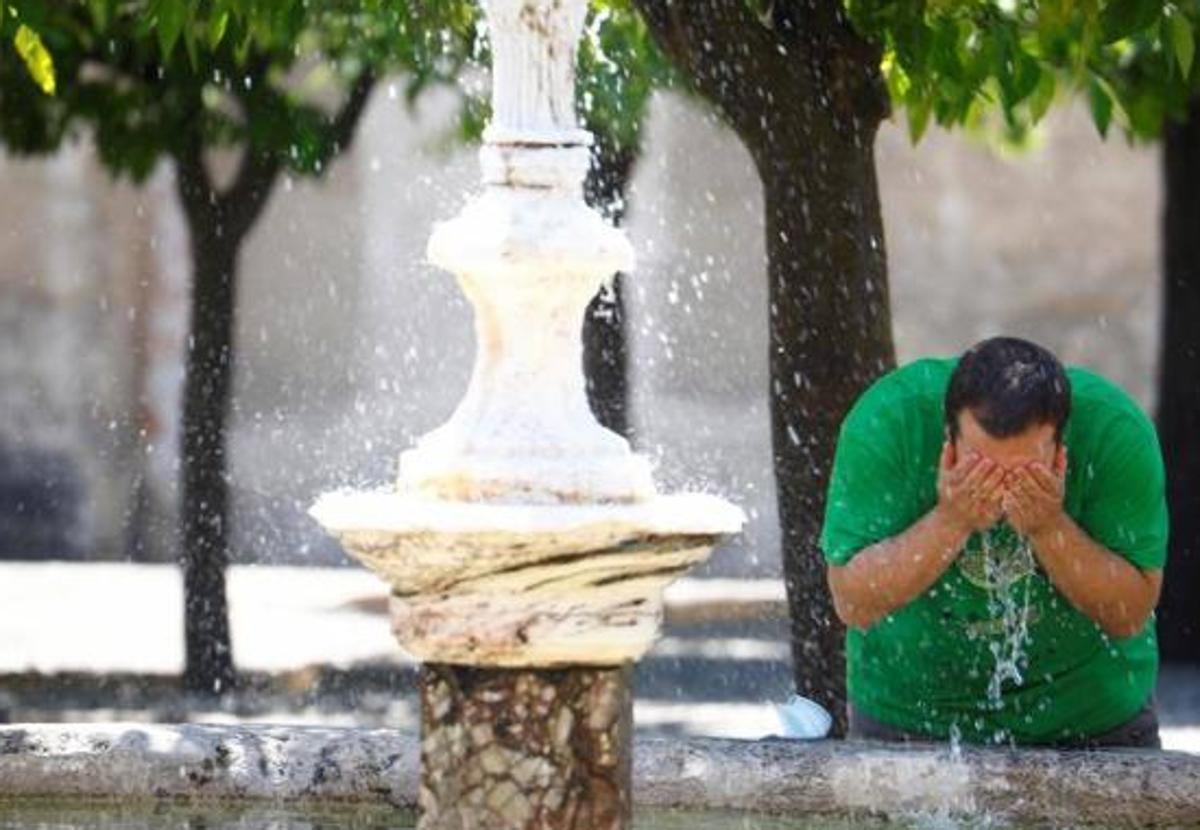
[
  {"xmin": 845, "ymin": 0, "xmax": 1198, "ymax": 142},
  {"xmin": 0, "ymin": 1, "xmax": 474, "ymax": 177},
  {"xmin": 6, "ymin": 1, "xmax": 1198, "ymax": 158},
  {"xmin": 1, "ymin": 0, "xmax": 671, "ymax": 176}
]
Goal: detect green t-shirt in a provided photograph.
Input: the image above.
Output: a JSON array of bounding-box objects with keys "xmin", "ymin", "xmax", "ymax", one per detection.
[{"xmin": 820, "ymin": 357, "xmax": 1168, "ymax": 744}]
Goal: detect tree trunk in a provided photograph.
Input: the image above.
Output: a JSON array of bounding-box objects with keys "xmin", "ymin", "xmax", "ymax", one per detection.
[
  {"xmin": 168, "ymin": 75, "xmax": 368, "ymax": 695},
  {"xmin": 631, "ymin": 1, "xmax": 895, "ymax": 733},
  {"xmin": 1157, "ymin": 98, "xmax": 1200, "ymax": 664},
  {"xmin": 756, "ymin": 122, "xmax": 894, "ymax": 733},
  {"xmin": 178, "ymin": 213, "xmax": 239, "ymax": 695},
  {"xmin": 174, "ymin": 144, "xmax": 274, "ymax": 696},
  {"xmin": 582, "ymin": 136, "xmax": 639, "ymax": 438}
]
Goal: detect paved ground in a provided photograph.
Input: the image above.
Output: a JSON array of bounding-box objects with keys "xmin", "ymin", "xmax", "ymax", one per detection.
[{"xmin": 1, "ymin": 563, "xmax": 1196, "ymax": 753}]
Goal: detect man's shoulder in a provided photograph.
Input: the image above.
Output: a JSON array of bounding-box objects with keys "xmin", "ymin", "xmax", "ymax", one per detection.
[
  {"xmin": 839, "ymin": 358, "xmax": 953, "ymax": 445},
  {"xmin": 1066, "ymin": 365, "xmax": 1142, "ymax": 407},
  {"xmin": 849, "ymin": 357, "xmax": 955, "ymax": 415},
  {"xmin": 1064, "ymin": 365, "xmax": 1156, "ymax": 437}
]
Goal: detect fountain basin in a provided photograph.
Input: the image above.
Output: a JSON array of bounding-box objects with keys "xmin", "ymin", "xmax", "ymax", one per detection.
[
  {"xmin": 0, "ymin": 800, "xmax": 841, "ymax": 830},
  {"xmin": 3, "ymin": 724, "xmax": 1199, "ymax": 826},
  {"xmin": 310, "ymin": 492, "xmax": 744, "ymax": 667}
]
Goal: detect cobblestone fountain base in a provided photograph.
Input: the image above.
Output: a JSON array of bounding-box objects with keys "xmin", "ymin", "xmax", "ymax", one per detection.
[
  {"xmin": 419, "ymin": 665, "xmax": 631, "ymax": 830},
  {"xmin": 3, "ymin": 724, "xmax": 1200, "ymax": 825}
]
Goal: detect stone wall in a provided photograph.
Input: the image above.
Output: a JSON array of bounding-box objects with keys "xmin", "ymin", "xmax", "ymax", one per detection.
[{"xmin": 0, "ymin": 147, "xmax": 162, "ymax": 560}]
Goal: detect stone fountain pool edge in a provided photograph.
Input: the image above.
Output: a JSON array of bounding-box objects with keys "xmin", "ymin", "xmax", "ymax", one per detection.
[{"xmin": 1, "ymin": 724, "xmax": 1197, "ymax": 825}]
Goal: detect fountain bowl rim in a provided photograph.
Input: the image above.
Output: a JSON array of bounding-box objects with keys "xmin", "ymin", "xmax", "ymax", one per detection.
[{"xmin": 309, "ymin": 491, "xmax": 745, "ymax": 537}]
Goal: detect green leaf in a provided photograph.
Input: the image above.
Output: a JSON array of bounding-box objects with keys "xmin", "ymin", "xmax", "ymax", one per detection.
[
  {"xmin": 87, "ymin": 0, "xmax": 109, "ymax": 32},
  {"xmin": 1125, "ymin": 85, "xmax": 1167, "ymax": 136},
  {"xmin": 1028, "ymin": 68, "xmax": 1057, "ymax": 123},
  {"xmin": 208, "ymin": 10, "xmax": 230, "ymax": 50},
  {"xmin": 907, "ymin": 95, "xmax": 932, "ymax": 143},
  {"xmin": 1099, "ymin": 0, "xmax": 1162, "ymax": 44},
  {"xmin": 14, "ymin": 24, "xmax": 56, "ymax": 95},
  {"xmin": 1170, "ymin": 14, "xmax": 1195, "ymax": 78},
  {"xmin": 183, "ymin": 20, "xmax": 198, "ymax": 69},
  {"xmin": 154, "ymin": 0, "xmax": 186, "ymax": 60},
  {"xmin": 1088, "ymin": 77, "xmax": 1113, "ymax": 137}
]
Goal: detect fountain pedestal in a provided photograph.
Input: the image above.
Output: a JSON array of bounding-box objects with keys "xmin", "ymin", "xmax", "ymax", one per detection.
[
  {"xmin": 312, "ymin": 495, "xmax": 738, "ymax": 830},
  {"xmin": 420, "ymin": 665, "xmax": 631, "ymax": 829},
  {"xmin": 311, "ymin": 0, "xmax": 743, "ymax": 827}
]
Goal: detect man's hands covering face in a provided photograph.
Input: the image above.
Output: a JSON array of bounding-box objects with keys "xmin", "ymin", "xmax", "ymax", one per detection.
[
  {"xmin": 1001, "ymin": 445, "xmax": 1068, "ymax": 538},
  {"xmin": 937, "ymin": 442, "xmax": 1007, "ymax": 534},
  {"xmin": 937, "ymin": 442, "xmax": 1068, "ymax": 537}
]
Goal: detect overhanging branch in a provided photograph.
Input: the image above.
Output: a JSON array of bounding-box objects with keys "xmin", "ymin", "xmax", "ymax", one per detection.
[
  {"xmin": 632, "ymin": 0, "xmax": 785, "ymax": 136},
  {"xmin": 219, "ymin": 70, "xmax": 377, "ymax": 243},
  {"xmin": 320, "ymin": 70, "xmax": 378, "ymax": 166},
  {"xmin": 635, "ymin": 0, "xmax": 777, "ymax": 77}
]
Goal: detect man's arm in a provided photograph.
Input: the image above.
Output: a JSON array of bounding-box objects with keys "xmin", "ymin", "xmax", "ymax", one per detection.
[
  {"xmin": 1029, "ymin": 515, "xmax": 1162, "ymax": 638},
  {"xmin": 828, "ymin": 444, "xmax": 1005, "ymax": 629},
  {"xmin": 827, "ymin": 505, "xmax": 969, "ymax": 629},
  {"xmin": 1007, "ymin": 461, "xmax": 1162, "ymax": 639}
]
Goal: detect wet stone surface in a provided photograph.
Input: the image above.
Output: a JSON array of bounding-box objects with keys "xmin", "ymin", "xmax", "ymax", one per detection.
[{"xmin": 419, "ymin": 663, "xmax": 632, "ymax": 830}]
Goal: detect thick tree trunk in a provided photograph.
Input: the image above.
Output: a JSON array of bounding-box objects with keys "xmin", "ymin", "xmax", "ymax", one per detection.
[
  {"xmin": 419, "ymin": 664, "xmax": 632, "ymax": 830},
  {"xmin": 754, "ymin": 118, "xmax": 894, "ymax": 733},
  {"xmin": 1157, "ymin": 98, "xmax": 1200, "ymax": 664},
  {"xmin": 632, "ymin": 0, "xmax": 895, "ymax": 733},
  {"xmin": 178, "ymin": 218, "xmax": 239, "ymax": 695},
  {"xmin": 582, "ymin": 137, "xmax": 639, "ymax": 438}
]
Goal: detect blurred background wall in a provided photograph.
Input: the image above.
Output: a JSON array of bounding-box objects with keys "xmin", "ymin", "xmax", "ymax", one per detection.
[{"xmin": 0, "ymin": 85, "xmax": 1159, "ymax": 577}]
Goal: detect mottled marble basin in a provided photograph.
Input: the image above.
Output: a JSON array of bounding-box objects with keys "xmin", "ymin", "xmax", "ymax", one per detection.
[{"xmin": 309, "ymin": 492, "xmax": 744, "ymax": 667}]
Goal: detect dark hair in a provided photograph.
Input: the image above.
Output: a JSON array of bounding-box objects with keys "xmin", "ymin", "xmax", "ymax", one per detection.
[{"xmin": 945, "ymin": 337, "xmax": 1071, "ymax": 443}]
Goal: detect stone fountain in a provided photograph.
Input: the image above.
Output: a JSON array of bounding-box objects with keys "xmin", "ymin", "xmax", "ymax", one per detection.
[
  {"xmin": 3, "ymin": 4, "xmax": 1200, "ymax": 827},
  {"xmin": 310, "ymin": 1, "xmax": 743, "ymax": 827}
]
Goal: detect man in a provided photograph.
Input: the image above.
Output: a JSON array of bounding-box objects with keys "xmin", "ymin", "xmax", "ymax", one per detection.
[{"xmin": 822, "ymin": 337, "xmax": 1167, "ymax": 747}]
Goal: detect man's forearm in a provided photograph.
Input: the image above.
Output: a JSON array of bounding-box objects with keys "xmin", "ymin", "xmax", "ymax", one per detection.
[
  {"xmin": 1028, "ymin": 514, "xmax": 1162, "ymax": 639},
  {"xmin": 827, "ymin": 506, "xmax": 971, "ymax": 629}
]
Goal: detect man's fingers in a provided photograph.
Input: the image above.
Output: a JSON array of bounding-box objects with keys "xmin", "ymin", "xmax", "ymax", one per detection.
[
  {"xmin": 952, "ymin": 448, "xmax": 980, "ymax": 475},
  {"xmin": 1012, "ymin": 467, "xmax": 1038, "ymax": 495},
  {"xmin": 1028, "ymin": 461, "xmax": 1062, "ymax": 496},
  {"xmin": 977, "ymin": 464, "xmax": 1007, "ymax": 498},
  {"xmin": 1006, "ymin": 480, "xmax": 1033, "ymax": 509},
  {"xmin": 1003, "ymin": 478, "xmax": 1037, "ymax": 523},
  {"xmin": 946, "ymin": 451, "xmax": 980, "ymax": 487},
  {"xmin": 959, "ymin": 458, "xmax": 995, "ymax": 493}
]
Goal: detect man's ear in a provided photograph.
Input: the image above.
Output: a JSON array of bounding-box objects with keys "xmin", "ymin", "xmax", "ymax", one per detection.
[
  {"xmin": 1054, "ymin": 443, "xmax": 1068, "ymax": 477},
  {"xmin": 942, "ymin": 428, "xmax": 957, "ymax": 469}
]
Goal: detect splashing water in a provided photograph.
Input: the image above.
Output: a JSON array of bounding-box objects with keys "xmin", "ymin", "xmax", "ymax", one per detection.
[
  {"xmin": 978, "ymin": 530, "xmax": 1036, "ymax": 741},
  {"xmin": 948, "ymin": 721, "xmax": 964, "ymax": 762},
  {"xmin": 985, "ymin": 570, "xmax": 1033, "ymax": 704}
]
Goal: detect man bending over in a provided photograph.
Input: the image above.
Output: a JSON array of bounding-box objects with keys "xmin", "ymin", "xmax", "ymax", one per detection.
[{"xmin": 822, "ymin": 336, "xmax": 1167, "ymax": 747}]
